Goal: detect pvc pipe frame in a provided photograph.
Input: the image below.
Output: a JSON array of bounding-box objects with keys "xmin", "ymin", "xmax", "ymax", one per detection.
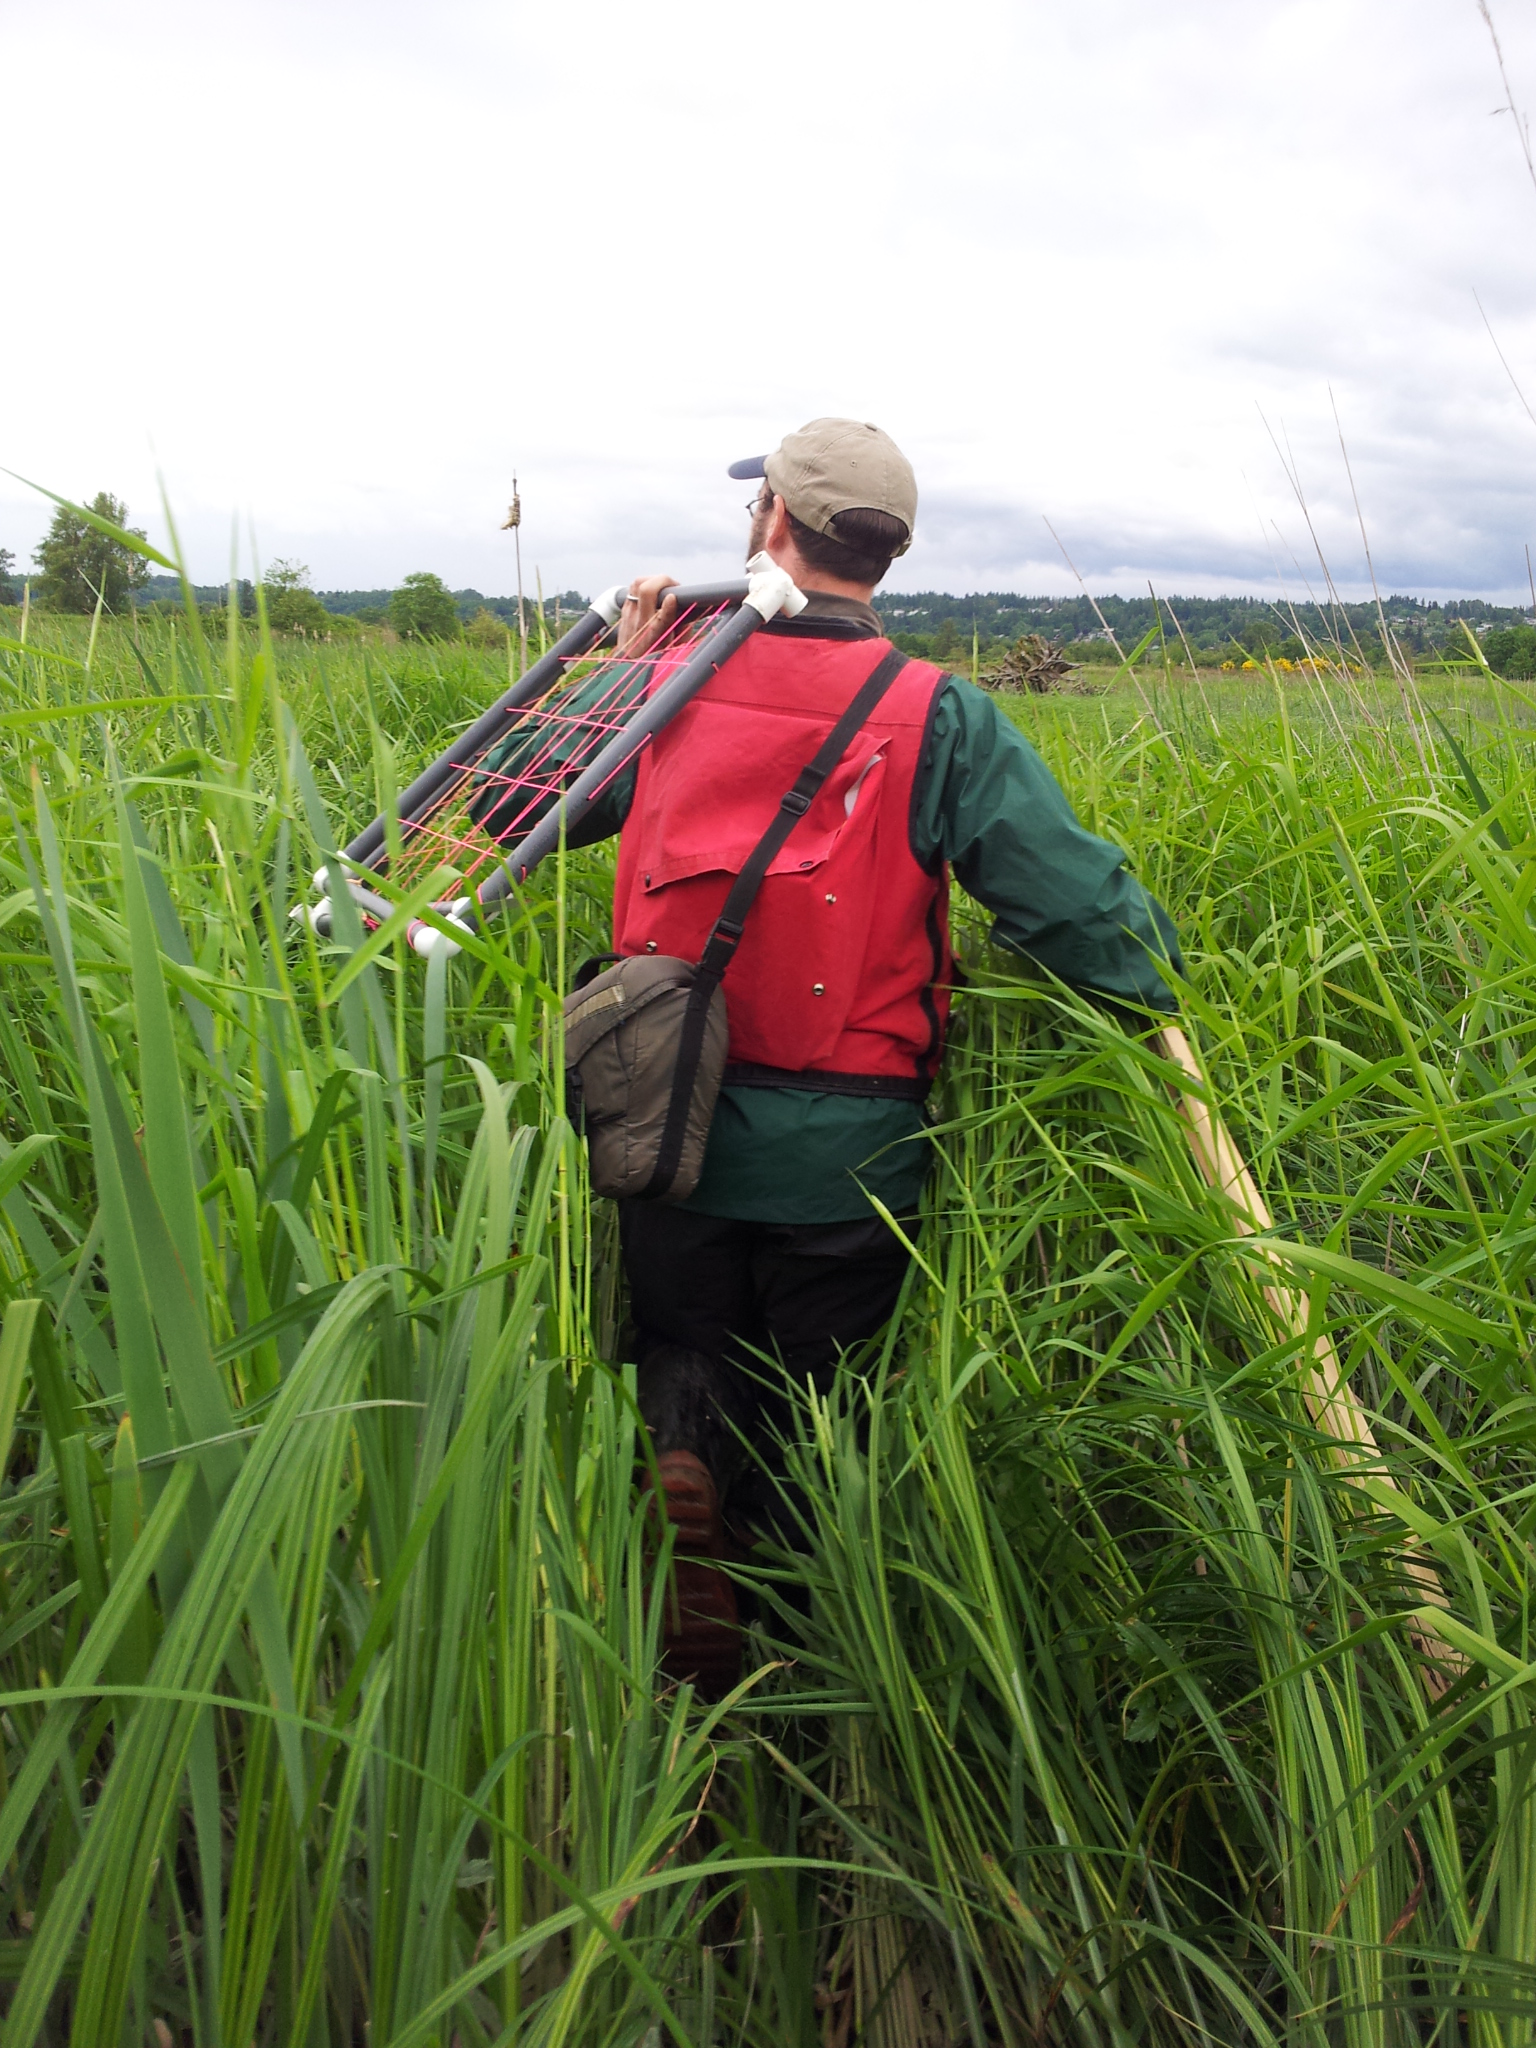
[
  {"xmin": 297, "ymin": 578, "xmax": 756, "ymax": 941},
  {"xmin": 407, "ymin": 556, "xmax": 805, "ymax": 959},
  {"xmin": 341, "ymin": 578, "xmax": 753, "ymax": 874},
  {"xmin": 1156, "ymin": 1023, "xmax": 1463, "ymax": 1697}
]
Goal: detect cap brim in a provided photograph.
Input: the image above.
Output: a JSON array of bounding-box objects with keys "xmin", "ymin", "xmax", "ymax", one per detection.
[{"xmin": 727, "ymin": 455, "xmax": 768, "ymax": 480}]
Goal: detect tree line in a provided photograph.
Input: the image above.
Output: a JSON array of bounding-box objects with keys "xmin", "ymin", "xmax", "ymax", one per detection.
[
  {"xmin": 5, "ymin": 491, "xmax": 1533, "ymax": 668},
  {"xmin": 0, "ymin": 495, "xmax": 568, "ymax": 645},
  {"xmin": 880, "ymin": 590, "xmax": 1532, "ymax": 666}
]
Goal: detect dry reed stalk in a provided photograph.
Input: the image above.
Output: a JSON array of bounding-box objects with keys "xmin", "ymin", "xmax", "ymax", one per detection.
[{"xmin": 1157, "ymin": 1023, "xmax": 1464, "ymax": 1696}]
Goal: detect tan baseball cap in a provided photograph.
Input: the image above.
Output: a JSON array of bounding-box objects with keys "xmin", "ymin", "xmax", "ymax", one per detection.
[{"xmin": 729, "ymin": 418, "xmax": 916, "ymax": 556}]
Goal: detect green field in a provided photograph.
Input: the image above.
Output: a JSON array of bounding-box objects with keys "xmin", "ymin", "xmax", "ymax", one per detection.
[{"xmin": 4, "ymin": 601, "xmax": 1536, "ymax": 2045}]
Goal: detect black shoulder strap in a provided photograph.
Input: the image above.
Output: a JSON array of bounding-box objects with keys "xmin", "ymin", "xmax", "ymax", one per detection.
[{"xmin": 641, "ymin": 647, "xmax": 909, "ymax": 1199}]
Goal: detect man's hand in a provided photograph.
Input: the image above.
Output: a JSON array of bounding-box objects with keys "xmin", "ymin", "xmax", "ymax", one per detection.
[{"xmin": 617, "ymin": 574, "xmax": 679, "ymax": 658}]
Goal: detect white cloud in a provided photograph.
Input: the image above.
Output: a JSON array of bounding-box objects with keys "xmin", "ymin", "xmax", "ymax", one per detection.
[{"xmin": 5, "ymin": 0, "xmax": 1536, "ymax": 601}]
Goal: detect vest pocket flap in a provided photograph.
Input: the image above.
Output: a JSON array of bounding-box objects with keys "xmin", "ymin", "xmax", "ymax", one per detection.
[
  {"xmin": 638, "ymin": 748, "xmax": 890, "ymax": 892},
  {"xmin": 561, "ymin": 954, "xmax": 694, "ymax": 1064}
]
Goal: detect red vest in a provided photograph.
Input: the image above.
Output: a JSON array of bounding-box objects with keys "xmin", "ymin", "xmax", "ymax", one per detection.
[{"xmin": 612, "ymin": 633, "xmax": 952, "ymax": 1081}]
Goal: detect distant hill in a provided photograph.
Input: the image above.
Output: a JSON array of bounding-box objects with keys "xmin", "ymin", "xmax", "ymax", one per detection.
[
  {"xmin": 130, "ymin": 577, "xmax": 1529, "ymax": 658},
  {"xmin": 876, "ymin": 590, "xmax": 1530, "ymax": 658},
  {"xmin": 316, "ymin": 587, "xmax": 589, "ymax": 624},
  {"xmin": 137, "ymin": 577, "xmax": 589, "ymax": 626},
  {"xmin": 138, "ymin": 575, "xmax": 234, "ymax": 608}
]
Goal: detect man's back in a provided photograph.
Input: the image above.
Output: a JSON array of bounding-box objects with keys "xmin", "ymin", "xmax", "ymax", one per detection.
[{"xmin": 614, "ymin": 621, "xmax": 951, "ymax": 1085}]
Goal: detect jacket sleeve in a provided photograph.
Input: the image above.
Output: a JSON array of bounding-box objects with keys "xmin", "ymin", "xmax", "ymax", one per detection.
[{"xmin": 911, "ymin": 676, "xmax": 1183, "ymax": 1013}]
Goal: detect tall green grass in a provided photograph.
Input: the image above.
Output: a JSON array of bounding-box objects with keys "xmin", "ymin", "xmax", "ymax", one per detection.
[{"xmin": 3, "ymin": 591, "xmax": 1536, "ymax": 2043}]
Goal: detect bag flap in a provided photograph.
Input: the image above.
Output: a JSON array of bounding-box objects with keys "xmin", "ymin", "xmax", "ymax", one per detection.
[{"xmin": 562, "ymin": 954, "xmax": 695, "ymax": 1064}]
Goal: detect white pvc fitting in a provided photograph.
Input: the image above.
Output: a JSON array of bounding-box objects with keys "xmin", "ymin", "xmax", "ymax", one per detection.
[
  {"xmin": 743, "ymin": 551, "xmax": 808, "ymax": 621},
  {"xmin": 408, "ymin": 897, "xmax": 474, "ymax": 960},
  {"xmin": 593, "ymin": 582, "xmax": 630, "ymax": 626},
  {"xmin": 409, "ymin": 923, "xmax": 463, "ymax": 961}
]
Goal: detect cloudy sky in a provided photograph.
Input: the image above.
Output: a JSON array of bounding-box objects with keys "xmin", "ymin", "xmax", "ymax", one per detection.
[{"xmin": 6, "ymin": 0, "xmax": 1536, "ymax": 602}]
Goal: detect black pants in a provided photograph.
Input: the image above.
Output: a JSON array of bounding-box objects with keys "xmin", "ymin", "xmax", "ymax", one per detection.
[{"xmin": 618, "ymin": 1204, "xmax": 913, "ymax": 1509}]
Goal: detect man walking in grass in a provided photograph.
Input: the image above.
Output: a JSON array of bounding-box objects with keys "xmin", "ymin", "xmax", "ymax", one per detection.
[{"xmin": 559, "ymin": 419, "xmax": 1182, "ymax": 1688}]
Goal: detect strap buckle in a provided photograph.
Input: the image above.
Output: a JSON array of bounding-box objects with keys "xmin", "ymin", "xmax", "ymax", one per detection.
[{"xmin": 780, "ymin": 789, "xmax": 812, "ymax": 816}]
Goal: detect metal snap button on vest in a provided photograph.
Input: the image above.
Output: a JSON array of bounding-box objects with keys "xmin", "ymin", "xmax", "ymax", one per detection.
[
  {"xmin": 812, "ymin": 983, "xmax": 825, "ymax": 996},
  {"xmin": 825, "ymin": 893, "xmax": 836, "ymax": 904},
  {"xmin": 645, "ymin": 940, "xmax": 657, "ymax": 952}
]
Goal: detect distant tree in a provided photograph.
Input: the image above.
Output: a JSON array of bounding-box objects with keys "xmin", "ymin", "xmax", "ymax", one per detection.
[
  {"xmin": 262, "ymin": 559, "xmax": 333, "ymax": 635},
  {"xmin": 32, "ymin": 493, "xmax": 150, "ymax": 614},
  {"xmin": 1234, "ymin": 620, "xmax": 1309, "ymax": 664},
  {"xmin": 389, "ymin": 572, "xmax": 460, "ymax": 642},
  {"xmin": 465, "ymin": 607, "xmax": 509, "ymax": 649},
  {"xmin": 269, "ymin": 589, "xmax": 331, "ymax": 634},
  {"xmin": 890, "ymin": 631, "xmax": 934, "ymax": 658},
  {"xmin": 1483, "ymin": 624, "xmax": 1536, "ymax": 679},
  {"xmin": 1353, "ymin": 632, "xmax": 1384, "ymax": 670},
  {"xmin": 0, "ymin": 547, "xmax": 17, "ymax": 604},
  {"xmin": 200, "ymin": 580, "xmax": 259, "ymax": 636},
  {"xmin": 931, "ymin": 617, "xmax": 961, "ymax": 662}
]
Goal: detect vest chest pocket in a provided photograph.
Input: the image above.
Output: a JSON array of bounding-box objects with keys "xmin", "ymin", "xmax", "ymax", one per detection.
[{"xmin": 638, "ymin": 748, "xmax": 889, "ymax": 893}]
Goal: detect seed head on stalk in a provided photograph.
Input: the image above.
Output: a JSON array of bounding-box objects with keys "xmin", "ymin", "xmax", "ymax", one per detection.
[{"xmin": 501, "ymin": 477, "xmax": 526, "ymax": 676}]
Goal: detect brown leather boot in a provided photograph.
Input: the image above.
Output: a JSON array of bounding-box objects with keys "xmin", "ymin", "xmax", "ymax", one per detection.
[{"xmin": 645, "ymin": 1449, "xmax": 741, "ymax": 1699}]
